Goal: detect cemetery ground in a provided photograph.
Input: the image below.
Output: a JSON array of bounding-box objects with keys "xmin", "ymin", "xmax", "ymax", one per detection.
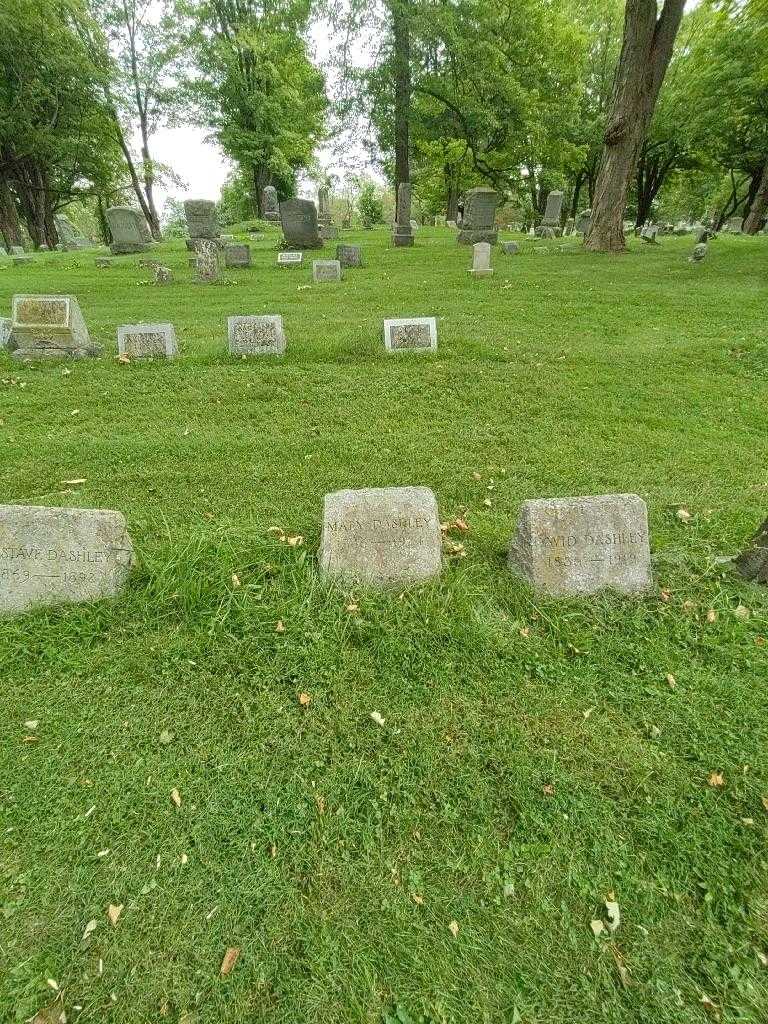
[{"xmin": 1, "ymin": 227, "xmax": 768, "ymax": 1024}]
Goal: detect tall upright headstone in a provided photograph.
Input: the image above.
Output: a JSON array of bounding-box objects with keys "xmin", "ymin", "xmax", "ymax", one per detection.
[
  {"xmin": 457, "ymin": 188, "xmax": 499, "ymax": 245},
  {"xmin": 392, "ymin": 183, "xmax": 414, "ymax": 247},
  {"xmin": 469, "ymin": 241, "xmax": 493, "ymax": 277},
  {"xmin": 195, "ymin": 239, "xmax": 220, "ymax": 283},
  {"xmin": 184, "ymin": 200, "xmax": 220, "ymax": 240},
  {"xmin": 106, "ymin": 207, "xmax": 150, "ymax": 255},
  {"xmin": 262, "ymin": 186, "xmax": 280, "ymax": 223},
  {"xmin": 317, "ymin": 186, "xmax": 332, "ymax": 226},
  {"xmin": 279, "ymin": 199, "xmax": 322, "ymax": 249},
  {"xmin": 537, "ymin": 190, "xmax": 564, "ymax": 236},
  {"xmin": 576, "ymin": 209, "xmax": 592, "ymax": 234},
  {"xmin": 8, "ymin": 294, "xmax": 100, "ymax": 360}
]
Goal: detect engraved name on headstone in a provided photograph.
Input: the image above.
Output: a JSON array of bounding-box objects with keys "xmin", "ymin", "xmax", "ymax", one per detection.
[
  {"xmin": 225, "ymin": 244, "xmax": 251, "ymax": 268},
  {"xmin": 227, "ymin": 315, "xmax": 285, "ymax": 356},
  {"xmin": 117, "ymin": 323, "xmax": 177, "ymax": 359},
  {"xmin": 0, "ymin": 505, "xmax": 135, "ymax": 615},
  {"xmin": 319, "ymin": 486, "xmax": 442, "ymax": 586},
  {"xmin": 383, "ymin": 317, "xmax": 437, "ymax": 352},
  {"xmin": 184, "ymin": 199, "xmax": 220, "ymax": 240},
  {"xmin": 508, "ymin": 493, "xmax": 652, "ymax": 597}
]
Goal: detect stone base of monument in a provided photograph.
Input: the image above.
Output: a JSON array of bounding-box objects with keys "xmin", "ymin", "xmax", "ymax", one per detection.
[
  {"xmin": 508, "ymin": 494, "xmax": 652, "ymax": 598},
  {"xmin": 319, "ymin": 486, "xmax": 442, "ymax": 586},
  {"xmin": 392, "ymin": 226, "xmax": 414, "ymax": 247},
  {"xmin": 735, "ymin": 519, "xmax": 768, "ymax": 584},
  {"xmin": 264, "ymin": 212, "xmax": 280, "ymax": 223},
  {"xmin": 110, "ymin": 241, "xmax": 150, "ymax": 255},
  {"xmin": 457, "ymin": 230, "xmax": 498, "ymax": 245},
  {"xmin": 534, "ymin": 226, "xmax": 557, "ymax": 239}
]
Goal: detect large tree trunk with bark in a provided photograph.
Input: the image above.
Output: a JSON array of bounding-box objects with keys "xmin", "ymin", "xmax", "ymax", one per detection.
[
  {"xmin": 391, "ymin": 0, "xmax": 411, "ymax": 195},
  {"xmin": 585, "ymin": 0, "xmax": 685, "ymax": 253},
  {"xmin": 0, "ymin": 173, "xmax": 23, "ymax": 249},
  {"xmin": 445, "ymin": 165, "xmax": 459, "ymax": 220},
  {"xmin": 743, "ymin": 158, "xmax": 768, "ymax": 234}
]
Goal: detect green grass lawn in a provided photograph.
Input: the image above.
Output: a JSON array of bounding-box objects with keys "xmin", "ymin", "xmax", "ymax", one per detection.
[{"xmin": 1, "ymin": 226, "xmax": 767, "ymax": 1024}]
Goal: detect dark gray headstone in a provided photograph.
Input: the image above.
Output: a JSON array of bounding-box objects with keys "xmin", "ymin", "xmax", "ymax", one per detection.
[
  {"xmin": 184, "ymin": 199, "xmax": 220, "ymax": 240},
  {"xmin": 336, "ymin": 244, "xmax": 363, "ymax": 268},
  {"xmin": 458, "ymin": 188, "xmax": 499, "ymax": 245},
  {"xmin": 279, "ymin": 199, "xmax": 322, "ymax": 249},
  {"xmin": 224, "ymin": 244, "xmax": 251, "ymax": 268},
  {"xmin": 262, "ymin": 186, "xmax": 280, "ymax": 222},
  {"xmin": 106, "ymin": 207, "xmax": 150, "ymax": 254},
  {"xmin": 736, "ymin": 519, "xmax": 768, "ymax": 584}
]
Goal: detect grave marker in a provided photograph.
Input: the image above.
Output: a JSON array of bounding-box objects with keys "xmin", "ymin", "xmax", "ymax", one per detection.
[
  {"xmin": 106, "ymin": 206, "xmax": 150, "ymax": 254},
  {"xmin": 227, "ymin": 315, "xmax": 285, "ymax": 356},
  {"xmin": 225, "ymin": 244, "xmax": 251, "ymax": 268},
  {"xmin": 117, "ymin": 323, "xmax": 177, "ymax": 359},
  {"xmin": 0, "ymin": 318, "xmax": 12, "ymax": 348},
  {"xmin": 336, "ymin": 244, "xmax": 363, "ymax": 268},
  {"xmin": 383, "ymin": 317, "xmax": 437, "ymax": 352},
  {"xmin": 508, "ymin": 493, "xmax": 652, "ymax": 597},
  {"xmin": 312, "ymin": 259, "xmax": 342, "ymax": 283},
  {"xmin": 9, "ymin": 294, "xmax": 99, "ymax": 360},
  {"xmin": 500, "ymin": 241, "xmax": 519, "ymax": 255},
  {"xmin": 458, "ymin": 188, "xmax": 499, "ymax": 245},
  {"xmin": 469, "ymin": 241, "xmax": 493, "ymax": 276},
  {"xmin": 0, "ymin": 504, "xmax": 134, "ymax": 616},
  {"xmin": 262, "ymin": 185, "xmax": 280, "ymax": 222},
  {"xmin": 279, "ymin": 199, "xmax": 322, "ymax": 249},
  {"xmin": 277, "ymin": 251, "xmax": 302, "ymax": 267},
  {"xmin": 735, "ymin": 518, "xmax": 768, "ymax": 584},
  {"xmin": 195, "ymin": 240, "xmax": 220, "ymax": 283},
  {"xmin": 392, "ymin": 183, "xmax": 414, "ymax": 247},
  {"xmin": 319, "ymin": 486, "xmax": 442, "ymax": 586},
  {"xmin": 184, "ymin": 199, "xmax": 220, "ymax": 240}
]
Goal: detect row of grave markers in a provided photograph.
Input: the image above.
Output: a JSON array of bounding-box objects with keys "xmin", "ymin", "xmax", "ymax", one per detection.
[
  {"xmin": 0, "ymin": 296, "xmax": 438, "ymax": 359},
  {"xmin": 2, "ymin": 490, "xmax": 766, "ymax": 617}
]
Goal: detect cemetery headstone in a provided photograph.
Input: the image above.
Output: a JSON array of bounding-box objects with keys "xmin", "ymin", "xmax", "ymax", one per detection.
[
  {"xmin": 224, "ymin": 244, "xmax": 251, "ymax": 268},
  {"xmin": 317, "ymin": 186, "xmax": 332, "ymax": 226},
  {"xmin": 469, "ymin": 241, "xmax": 493, "ymax": 277},
  {"xmin": 689, "ymin": 243, "xmax": 707, "ymax": 263},
  {"xmin": 262, "ymin": 185, "xmax": 280, "ymax": 222},
  {"xmin": 536, "ymin": 227, "xmax": 556, "ymax": 240},
  {"xmin": 0, "ymin": 317, "xmax": 12, "ymax": 348},
  {"xmin": 435, "ymin": 215, "xmax": 447, "ymax": 227},
  {"xmin": 563, "ymin": 217, "xmax": 575, "ymax": 236},
  {"xmin": 446, "ymin": 219, "xmax": 457, "ymax": 229},
  {"xmin": 95, "ymin": 257, "xmax": 113, "ymax": 269},
  {"xmin": 9, "ymin": 294, "xmax": 100, "ymax": 360},
  {"xmin": 536, "ymin": 190, "xmax": 564, "ymax": 236},
  {"xmin": 54, "ymin": 214, "xmax": 79, "ymax": 250},
  {"xmin": 319, "ymin": 486, "xmax": 442, "ymax": 586},
  {"xmin": 640, "ymin": 224, "xmax": 659, "ymax": 244},
  {"xmin": 0, "ymin": 504, "xmax": 134, "ymax": 615},
  {"xmin": 508, "ymin": 493, "xmax": 652, "ymax": 597},
  {"xmin": 12, "ymin": 254, "xmax": 33, "ymax": 266},
  {"xmin": 383, "ymin": 317, "xmax": 437, "ymax": 353},
  {"xmin": 118, "ymin": 323, "xmax": 177, "ymax": 359},
  {"xmin": 184, "ymin": 199, "xmax": 220, "ymax": 240},
  {"xmin": 10, "ymin": 246, "xmax": 25, "ymax": 256},
  {"xmin": 320, "ymin": 224, "xmax": 339, "ymax": 241},
  {"xmin": 409, "ymin": 219, "xmax": 420, "ymax": 232},
  {"xmin": 576, "ymin": 209, "xmax": 592, "ymax": 234},
  {"xmin": 724, "ymin": 215, "xmax": 743, "ymax": 233},
  {"xmin": 312, "ymin": 259, "xmax": 342, "ymax": 283},
  {"xmin": 279, "ymin": 199, "xmax": 322, "ymax": 249},
  {"xmin": 106, "ymin": 206, "xmax": 151, "ymax": 254},
  {"xmin": 392, "ymin": 183, "xmax": 415, "ymax": 247},
  {"xmin": 457, "ymin": 188, "xmax": 499, "ymax": 245},
  {"xmin": 500, "ymin": 241, "xmax": 519, "ymax": 255},
  {"xmin": 154, "ymin": 265, "xmax": 174, "ymax": 284},
  {"xmin": 195, "ymin": 239, "xmax": 220, "ymax": 283},
  {"xmin": 735, "ymin": 518, "xmax": 768, "ymax": 584},
  {"xmin": 336, "ymin": 244, "xmax": 363, "ymax": 268},
  {"xmin": 227, "ymin": 315, "xmax": 286, "ymax": 356},
  {"xmin": 277, "ymin": 251, "xmax": 302, "ymax": 268}
]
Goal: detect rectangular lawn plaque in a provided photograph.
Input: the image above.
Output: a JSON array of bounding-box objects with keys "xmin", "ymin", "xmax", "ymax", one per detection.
[
  {"xmin": 117, "ymin": 323, "xmax": 177, "ymax": 359},
  {"xmin": 227, "ymin": 315, "xmax": 285, "ymax": 355},
  {"xmin": 383, "ymin": 317, "xmax": 437, "ymax": 352}
]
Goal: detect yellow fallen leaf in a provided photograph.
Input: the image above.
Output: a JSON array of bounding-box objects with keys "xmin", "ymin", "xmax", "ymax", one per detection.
[
  {"xmin": 231, "ymin": 573, "xmax": 241, "ymax": 587},
  {"xmin": 665, "ymin": 673, "xmax": 676, "ymax": 688},
  {"xmin": 275, "ymin": 620, "xmax": 285, "ymax": 634},
  {"xmin": 286, "ymin": 534, "xmax": 303, "ymax": 548},
  {"xmin": 171, "ymin": 788, "xmax": 182, "ymax": 807},
  {"xmin": 761, "ymin": 796, "xmax": 768, "ymax": 812},
  {"xmin": 107, "ymin": 903, "xmax": 123, "ymax": 927},
  {"xmin": 590, "ymin": 919, "xmax": 605, "ymax": 937},
  {"xmin": 734, "ymin": 604, "xmax": 751, "ymax": 621},
  {"xmin": 482, "ymin": 497, "xmax": 492, "ymax": 508},
  {"xmin": 542, "ymin": 783, "xmax": 555, "ymax": 796},
  {"xmin": 471, "ymin": 471, "xmax": 481, "ymax": 481},
  {"xmin": 220, "ymin": 946, "xmax": 240, "ymax": 976},
  {"xmin": 448, "ymin": 920, "xmax": 459, "ymax": 938},
  {"xmin": 708, "ymin": 771, "xmax": 725, "ymax": 788},
  {"xmin": 706, "ymin": 609, "xmax": 717, "ymax": 623},
  {"xmin": 676, "ymin": 508, "xmax": 691, "ymax": 523},
  {"xmin": 370, "ymin": 711, "xmax": 386, "ymax": 726},
  {"xmin": 411, "ymin": 893, "xmax": 424, "ymax": 906},
  {"xmin": 345, "ymin": 602, "xmax": 359, "ymax": 613},
  {"xmin": 298, "ymin": 692, "xmax": 311, "ymax": 706}
]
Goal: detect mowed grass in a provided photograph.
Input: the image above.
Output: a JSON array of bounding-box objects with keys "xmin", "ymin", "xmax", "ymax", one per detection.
[{"xmin": 1, "ymin": 226, "xmax": 767, "ymax": 1024}]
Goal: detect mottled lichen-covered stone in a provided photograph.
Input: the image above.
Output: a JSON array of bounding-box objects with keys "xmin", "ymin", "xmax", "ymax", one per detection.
[
  {"xmin": 106, "ymin": 206, "xmax": 150, "ymax": 254},
  {"xmin": 262, "ymin": 185, "xmax": 280, "ymax": 222},
  {"xmin": 319, "ymin": 486, "xmax": 442, "ymax": 586},
  {"xmin": 9, "ymin": 294, "xmax": 100, "ymax": 360},
  {"xmin": 195, "ymin": 240, "xmax": 220, "ymax": 283},
  {"xmin": 392, "ymin": 183, "xmax": 414, "ymax": 247},
  {"xmin": 500, "ymin": 241, "xmax": 519, "ymax": 255},
  {"xmin": 184, "ymin": 199, "xmax": 220, "ymax": 240},
  {"xmin": 224, "ymin": 244, "xmax": 251, "ymax": 268},
  {"xmin": 508, "ymin": 494, "xmax": 652, "ymax": 597},
  {"xmin": 0, "ymin": 317, "xmax": 12, "ymax": 348},
  {"xmin": 117, "ymin": 323, "xmax": 177, "ymax": 359},
  {"xmin": 227, "ymin": 315, "xmax": 285, "ymax": 356},
  {"xmin": 312, "ymin": 259, "xmax": 342, "ymax": 283},
  {"xmin": 0, "ymin": 504, "xmax": 135, "ymax": 615},
  {"xmin": 336, "ymin": 244, "xmax": 363, "ymax": 268},
  {"xmin": 383, "ymin": 317, "xmax": 437, "ymax": 353}
]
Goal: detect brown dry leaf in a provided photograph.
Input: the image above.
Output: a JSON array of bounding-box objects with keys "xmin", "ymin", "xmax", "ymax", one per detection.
[
  {"xmin": 107, "ymin": 903, "xmax": 123, "ymax": 927},
  {"xmin": 411, "ymin": 893, "xmax": 424, "ymax": 906},
  {"xmin": 708, "ymin": 771, "xmax": 725, "ymax": 788},
  {"xmin": 275, "ymin": 620, "xmax": 285, "ymax": 634},
  {"xmin": 444, "ymin": 540, "xmax": 466, "ymax": 557},
  {"xmin": 448, "ymin": 920, "xmax": 459, "ymax": 938},
  {"xmin": 660, "ymin": 588, "xmax": 672, "ymax": 603},
  {"xmin": 286, "ymin": 534, "xmax": 304, "ymax": 548},
  {"xmin": 665, "ymin": 673, "xmax": 676, "ymax": 688},
  {"xmin": 171, "ymin": 788, "xmax": 182, "ymax": 807},
  {"xmin": 453, "ymin": 517, "xmax": 470, "ymax": 533},
  {"xmin": 706, "ymin": 609, "xmax": 717, "ymax": 623},
  {"xmin": 519, "ymin": 627, "xmax": 530, "ymax": 639},
  {"xmin": 345, "ymin": 602, "xmax": 359, "ymax": 614},
  {"xmin": 315, "ymin": 794, "xmax": 325, "ymax": 815},
  {"xmin": 231, "ymin": 573, "xmax": 241, "ymax": 587},
  {"xmin": 220, "ymin": 947, "xmax": 240, "ymax": 976},
  {"xmin": 610, "ymin": 945, "xmax": 631, "ymax": 988},
  {"xmin": 761, "ymin": 796, "xmax": 768, "ymax": 813},
  {"xmin": 700, "ymin": 994, "xmax": 720, "ymax": 1018},
  {"xmin": 676, "ymin": 508, "xmax": 691, "ymax": 523},
  {"xmin": 266, "ymin": 526, "xmax": 286, "ymax": 539},
  {"xmin": 82, "ymin": 918, "xmax": 98, "ymax": 942},
  {"xmin": 542, "ymin": 783, "xmax": 555, "ymax": 796},
  {"xmin": 116, "ymin": 354, "xmax": 131, "ymax": 364},
  {"xmin": 471, "ymin": 471, "xmax": 482, "ymax": 481},
  {"xmin": 298, "ymin": 692, "xmax": 311, "ymax": 706}
]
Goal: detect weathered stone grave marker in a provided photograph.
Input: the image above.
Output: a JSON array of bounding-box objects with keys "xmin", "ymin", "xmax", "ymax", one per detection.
[
  {"xmin": 9, "ymin": 295, "xmax": 99, "ymax": 360},
  {"xmin": 508, "ymin": 493, "xmax": 652, "ymax": 597},
  {"xmin": 640, "ymin": 224, "xmax": 659, "ymax": 244},
  {"xmin": 184, "ymin": 199, "xmax": 220, "ymax": 240},
  {"xmin": 689, "ymin": 243, "xmax": 707, "ymax": 263},
  {"xmin": 195, "ymin": 240, "xmax": 220, "ymax": 283},
  {"xmin": 313, "ymin": 259, "xmax": 342, "ymax": 283},
  {"xmin": 469, "ymin": 241, "xmax": 493, "ymax": 277},
  {"xmin": 279, "ymin": 199, "xmax": 322, "ymax": 249},
  {"xmin": 154, "ymin": 265, "xmax": 173, "ymax": 285},
  {"xmin": 336, "ymin": 244, "xmax": 363, "ymax": 268},
  {"xmin": 277, "ymin": 251, "xmax": 302, "ymax": 267},
  {"xmin": 0, "ymin": 504, "xmax": 134, "ymax": 616},
  {"xmin": 319, "ymin": 486, "xmax": 442, "ymax": 586},
  {"xmin": 383, "ymin": 317, "xmax": 437, "ymax": 352},
  {"xmin": 225, "ymin": 244, "xmax": 251, "ymax": 268},
  {"xmin": 95, "ymin": 257, "xmax": 113, "ymax": 269},
  {"xmin": 262, "ymin": 185, "xmax": 280, "ymax": 222},
  {"xmin": 458, "ymin": 188, "xmax": 499, "ymax": 245},
  {"xmin": 392, "ymin": 183, "xmax": 414, "ymax": 247},
  {"xmin": 500, "ymin": 241, "xmax": 519, "ymax": 255},
  {"xmin": 227, "ymin": 315, "xmax": 286, "ymax": 356},
  {"xmin": 0, "ymin": 318, "xmax": 12, "ymax": 348},
  {"xmin": 735, "ymin": 519, "xmax": 768, "ymax": 584},
  {"xmin": 117, "ymin": 323, "xmax": 177, "ymax": 359},
  {"xmin": 106, "ymin": 207, "xmax": 150, "ymax": 255},
  {"xmin": 535, "ymin": 191, "xmax": 563, "ymax": 237}
]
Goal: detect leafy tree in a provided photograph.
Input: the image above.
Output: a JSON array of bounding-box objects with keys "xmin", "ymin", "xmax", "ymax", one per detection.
[
  {"xmin": 357, "ymin": 178, "xmax": 385, "ymax": 226},
  {"xmin": 181, "ymin": 0, "xmax": 327, "ymax": 217}
]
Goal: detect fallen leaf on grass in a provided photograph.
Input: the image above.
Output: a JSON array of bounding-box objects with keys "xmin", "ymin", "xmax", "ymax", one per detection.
[
  {"xmin": 519, "ymin": 627, "xmax": 530, "ymax": 638},
  {"xmin": 590, "ymin": 919, "xmax": 605, "ymax": 937},
  {"xmin": 448, "ymin": 920, "xmax": 459, "ymax": 938},
  {"xmin": 159, "ymin": 729, "xmax": 174, "ymax": 745},
  {"xmin": 24, "ymin": 719, "xmax": 39, "ymax": 730},
  {"xmin": 220, "ymin": 947, "xmax": 240, "ymax": 976},
  {"xmin": 345, "ymin": 601, "xmax": 359, "ymax": 613},
  {"xmin": 734, "ymin": 604, "xmax": 751, "ymax": 621},
  {"xmin": 700, "ymin": 994, "xmax": 720, "ymax": 1017},
  {"xmin": 298, "ymin": 692, "xmax": 311, "ymax": 706},
  {"xmin": 610, "ymin": 945, "xmax": 631, "ymax": 988},
  {"xmin": 171, "ymin": 788, "xmax": 182, "ymax": 807},
  {"xmin": 660, "ymin": 588, "xmax": 672, "ymax": 603},
  {"xmin": 542, "ymin": 783, "xmax": 555, "ymax": 796},
  {"xmin": 370, "ymin": 711, "xmax": 386, "ymax": 727},
  {"xmin": 82, "ymin": 918, "xmax": 98, "ymax": 942},
  {"xmin": 70, "ymin": 409, "xmax": 80, "ymax": 416},
  {"xmin": 761, "ymin": 796, "xmax": 768, "ymax": 813},
  {"xmin": 315, "ymin": 794, "xmax": 325, "ymax": 815},
  {"xmin": 676, "ymin": 508, "xmax": 691, "ymax": 523},
  {"xmin": 708, "ymin": 771, "xmax": 725, "ymax": 788},
  {"xmin": 706, "ymin": 609, "xmax": 718, "ymax": 623},
  {"xmin": 665, "ymin": 673, "xmax": 676, "ymax": 688},
  {"xmin": 107, "ymin": 903, "xmax": 123, "ymax": 927},
  {"xmin": 411, "ymin": 893, "xmax": 424, "ymax": 906},
  {"xmin": 471, "ymin": 471, "xmax": 482, "ymax": 481},
  {"xmin": 275, "ymin": 620, "xmax": 285, "ymax": 634},
  {"xmin": 286, "ymin": 534, "xmax": 303, "ymax": 548},
  {"xmin": 482, "ymin": 498, "xmax": 492, "ymax": 508},
  {"xmin": 116, "ymin": 354, "xmax": 131, "ymax": 364},
  {"xmin": 231, "ymin": 573, "xmax": 241, "ymax": 587},
  {"xmin": 61, "ymin": 478, "xmax": 86, "ymax": 486},
  {"xmin": 605, "ymin": 897, "xmax": 620, "ymax": 933}
]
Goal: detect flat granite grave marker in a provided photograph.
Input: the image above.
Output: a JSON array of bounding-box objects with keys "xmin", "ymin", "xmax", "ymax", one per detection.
[
  {"xmin": 184, "ymin": 199, "xmax": 220, "ymax": 240},
  {"xmin": 319, "ymin": 486, "xmax": 442, "ymax": 586},
  {"xmin": 336, "ymin": 244, "xmax": 363, "ymax": 268},
  {"xmin": 508, "ymin": 493, "xmax": 652, "ymax": 597},
  {"xmin": 225, "ymin": 244, "xmax": 251, "ymax": 268},
  {"xmin": 106, "ymin": 206, "xmax": 150, "ymax": 255},
  {"xmin": 469, "ymin": 241, "xmax": 493, "ymax": 276},
  {"xmin": 313, "ymin": 259, "xmax": 342, "ymax": 283},
  {"xmin": 9, "ymin": 294, "xmax": 100, "ymax": 360},
  {"xmin": 277, "ymin": 251, "xmax": 302, "ymax": 267},
  {"xmin": 458, "ymin": 188, "xmax": 499, "ymax": 245},
  {"xmin": 0, "ymin": 504, "xmax": 134, "ymax": 616},
  {"xmin": 383, "ymin": 317, "xmax": 437, "ymax": 352},
  {"xmin": 118, "ymin": 323, "xmax": 177, "ymax": 359},
  {"xmin": 227, "ymin": 315, "xmax": 285, "ymax": 356},
  {"xmin": 279, "ymin": 199, "xmax": 322, "ymax": 249}
]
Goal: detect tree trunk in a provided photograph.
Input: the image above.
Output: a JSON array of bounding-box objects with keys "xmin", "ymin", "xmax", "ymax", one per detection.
[
  {"xmin": 743, "ymin": 158, "xmax": 768, "ymax": 234},
  {"xmin": 570, "ymin": 171, "xmax": 585, "ymax": 218},
  {"xmin": 0, "ymin": 173, "xmax": 23, "ymax": 249},
  {"xmin": 445, "ymin": 166, "xmax": 458, "ymax": 220},
  {"xmin": 585, "ymin": 0, "xmax": 685, "ymax": 253},
  {"xmin": 112, "ymin": 115, "xmax": 156, "ymax": 235},
  {"xmin": 391, "ymin": 0, "xmax": 411, "ymax": 191}
]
